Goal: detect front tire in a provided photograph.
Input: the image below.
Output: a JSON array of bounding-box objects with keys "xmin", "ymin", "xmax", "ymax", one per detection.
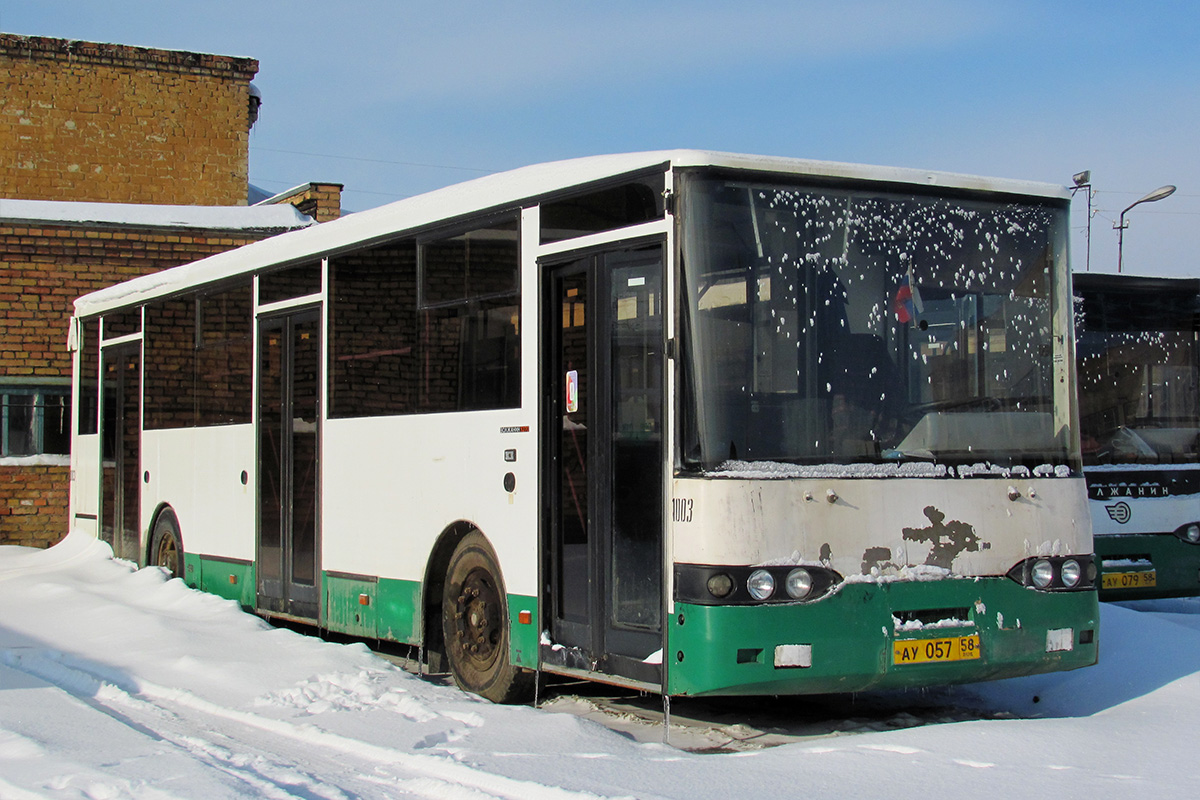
[
  {"xmin": 150, "ymin": 510, "xmax": 183, "ymax": 580},
  {"xmin": 441, "ymin": 531, "xmax": 533, "ymax": 703}
]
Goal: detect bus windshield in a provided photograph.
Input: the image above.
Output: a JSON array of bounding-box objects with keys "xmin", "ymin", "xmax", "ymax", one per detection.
[
  {"xmin": 678, "ymin": 172, "xmax": 1075, "ymax": 472},
  {"xmin": 1076, "ymin": 277, "xmax": 1200, "ymax": 465}
]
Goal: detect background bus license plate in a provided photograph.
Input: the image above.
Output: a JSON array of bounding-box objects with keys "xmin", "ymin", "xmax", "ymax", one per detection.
[
  {"xmin": 1102, "ymin": 570, "xmax": 1157, "ymax": 590},
  {"xmin": 893, "ymin": 635, "xmax": 980, "ymax": 665}
]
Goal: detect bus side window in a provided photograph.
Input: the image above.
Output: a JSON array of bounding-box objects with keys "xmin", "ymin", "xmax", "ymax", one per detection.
[
  {"xmin": 418, "ymin": 216, "xmax": 521, "ymax": 413},
  {"xmin": 329, "ymin": 240, "xmax": 419, "ymax": 419}
]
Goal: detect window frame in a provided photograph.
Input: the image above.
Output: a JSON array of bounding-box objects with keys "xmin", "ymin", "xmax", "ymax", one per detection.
[{"xmin": 0, "ymin": 383, "xmax": 72, "ymax": 457}]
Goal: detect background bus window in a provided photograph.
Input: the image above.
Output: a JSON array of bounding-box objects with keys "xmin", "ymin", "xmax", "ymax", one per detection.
[{"xmin": 1076, "ymin": 281, "xmax": 1200, "ymax": 465}]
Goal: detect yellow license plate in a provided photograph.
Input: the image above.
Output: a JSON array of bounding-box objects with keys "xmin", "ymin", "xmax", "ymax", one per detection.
[
  {"xmin": 893, "ymin": 634, "xmax": 981, "ymax": 665},
  {"xmin": 1102, "ymin": 570, "xmax": 1157, "ymax": 590}
]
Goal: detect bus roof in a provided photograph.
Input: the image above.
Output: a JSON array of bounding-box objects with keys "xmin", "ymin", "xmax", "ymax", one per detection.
[{"xmin": 73, "ymin": 150, "xmax": 1070, "ymax": 317}]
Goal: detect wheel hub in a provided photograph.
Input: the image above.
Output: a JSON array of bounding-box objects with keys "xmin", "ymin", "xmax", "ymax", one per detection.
[{"xmin": 454, "ymin": 569, "xmax": 501, "ymax": 668}]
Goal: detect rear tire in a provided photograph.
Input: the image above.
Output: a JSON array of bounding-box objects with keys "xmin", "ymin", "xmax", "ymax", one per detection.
[
  {"xmin": 441, "ymin": 531, "xmax": 533, "ymax": 703},
  {"xmin": 150, "ymin": 510, "xmax": 183, "ymax": 580}
]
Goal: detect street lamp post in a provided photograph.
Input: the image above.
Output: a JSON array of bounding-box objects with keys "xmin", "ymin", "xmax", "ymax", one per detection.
[
  {"xmin": 1072, "ymin": 171, "xmax": 1092, "ymax": 271},
  {"xmin": 1116, "ymin": 184, "xmax": 1176, "ymax": 273}
]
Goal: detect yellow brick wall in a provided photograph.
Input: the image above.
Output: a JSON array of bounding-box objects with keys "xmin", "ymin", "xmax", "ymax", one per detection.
[
  {"xmin": 0, "ymin": 464, "xmax": 68, "ymax": 549},
  {"xmin": 0, "ymin": 220, "xmax": 288, "ymax": 549},
  {"xmin": 0, "ymin": 34, "xmax": 257, "ymax": 206}
]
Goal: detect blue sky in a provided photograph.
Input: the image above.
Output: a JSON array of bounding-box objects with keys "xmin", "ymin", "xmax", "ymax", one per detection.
[{"xmin": 3, "ymin": 1, "xmax": 1197, "ymax": 276}]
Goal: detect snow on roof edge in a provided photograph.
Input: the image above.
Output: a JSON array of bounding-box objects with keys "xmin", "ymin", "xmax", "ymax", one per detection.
[
  {"xmin": 72, "ymin": 150, "xmax": 1071, "ymax": 317},
  {"xmin": 0, "ymin": 197, "xmax": 316, "ymax": 231}
]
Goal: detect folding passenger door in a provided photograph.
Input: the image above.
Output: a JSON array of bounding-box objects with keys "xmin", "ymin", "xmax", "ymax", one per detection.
[
  {"xmin": 256, "ymin": 308, "xmax": 321, "ymax": 620},
  {"xmin": 99, "ymin": 341, "xmax": 141, "ymax": 562},
  {"xmin": 544, "ymin": 242, "xmax": 666, "ymax": 685}
]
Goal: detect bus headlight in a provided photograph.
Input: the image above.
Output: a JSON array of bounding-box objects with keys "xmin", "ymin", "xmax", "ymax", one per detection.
[
  {"xmin": 785, "ymin": 568, "xmax": 813, "ymax": 599},
  {"xmin": 1060, "ymin": 559, "xmax": 1082, "ymax": 588},
  {"xmin": 706, "ymin": 573, "xmax": 734, "ymax": 599},
  {"xmin": 747, "ymin": 569, "xmax": 775, "ymax": 600},
  {"xmin": 1031, "ymin": 559, "xmax": 1054, "ymax": 589},
  {"xmin": 1185, "ymin": 524, "xmax": 1200, "ymax": 544}
]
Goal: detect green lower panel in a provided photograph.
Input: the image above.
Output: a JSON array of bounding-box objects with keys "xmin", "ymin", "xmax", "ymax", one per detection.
[
  {"xmin": 190, "ymin": 555, "xmax": 255, "ymax": 609},
  {"xmin": 325, "ymin": 575, "xmax": 380, "ymax": 638},
  {"xmin": 667, "ymin": 578, "xmax": 1099, "ymax": 697},
  {"xmin": 320, "ymin": 574, "xmax": 538, "ymax": 671},
  {"xmin": 1096, "ymin": 534, "xmax": 1200, "ymax": 600},
  {"xmin": 507, "ymin": 593, "xmax": 539, "ymax": 669},
  {"xmin": 377, "ymin": 578, "xmax": 421, "ymax": 643}
]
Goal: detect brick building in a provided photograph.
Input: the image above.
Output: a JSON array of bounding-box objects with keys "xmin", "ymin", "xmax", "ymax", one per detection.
[
  {"xmin": 0, "ymin": 33, "xmax": 258, "ymax": 206},
  {"xmin": 0, "ymin": 34, "xmax": 343, "ymax": 548}
]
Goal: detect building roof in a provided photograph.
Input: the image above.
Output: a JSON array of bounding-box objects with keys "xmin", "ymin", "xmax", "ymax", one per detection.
[{"xmin": 0, "ymin": 197, "xmax": 317, "ymax": 232}]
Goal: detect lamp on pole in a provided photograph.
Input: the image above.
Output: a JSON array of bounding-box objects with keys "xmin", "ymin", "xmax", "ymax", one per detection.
[
  {"xmin": 1116, "ymin": 184, "xmax": 1176, "ymax": 273},
  {"xmin": 1072, "ymin": 171, "xmax": 1092, "ymax": 271}
]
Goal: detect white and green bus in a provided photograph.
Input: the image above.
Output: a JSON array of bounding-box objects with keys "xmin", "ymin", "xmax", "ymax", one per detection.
[
  {"xmin": 1075, "ymin": 272, "xmax": 1200, "ymax": 599},
  {"xmin": 69, "ymin": 151, "xmax": 1098, "ymax": 702}
]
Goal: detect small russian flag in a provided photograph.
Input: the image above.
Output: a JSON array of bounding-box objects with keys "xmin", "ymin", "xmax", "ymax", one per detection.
[{"xmin": 894, "ymin": 274, "xmax": 915, "ymax": 324}]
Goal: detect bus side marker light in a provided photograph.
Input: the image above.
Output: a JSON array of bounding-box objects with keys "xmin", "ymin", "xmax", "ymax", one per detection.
[
  {"xmin": 358, "ymin": 594, "xmax": 370, "ymax": 606},
  {"xmin": 518, "ymin": 610, "xmax": 532, "ymax": 625},
  {"xmin": 774, "ymin": 644, "xmax": 812, "ymax": 669},
  {"xmin": 228, "ymin": 575, "xmax": 237, "ymax": 585},
  {"xmin": 1046, "ymin": 628, "xmax": 1074, "ymax": 653}
]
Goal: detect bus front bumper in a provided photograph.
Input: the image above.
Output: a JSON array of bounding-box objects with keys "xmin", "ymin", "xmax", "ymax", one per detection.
[{"xmin": 666, "ymin": 577, "xmax": 1098, "ymax": 697}]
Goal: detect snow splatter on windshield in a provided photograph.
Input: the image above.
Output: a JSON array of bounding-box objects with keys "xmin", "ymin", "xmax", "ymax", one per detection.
[{"xmin": 679, "ymin": 175, "xmax": 1072, "ymax": 473}]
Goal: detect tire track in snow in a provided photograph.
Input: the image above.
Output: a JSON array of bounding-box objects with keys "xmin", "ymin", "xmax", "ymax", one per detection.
[
  {"xmin": 3, "ymin": 648, "xmax": 353, "ymax": 799},
  {"xmin": 4, "ymin": 648, "xmax": 635, "ymax": 800}
]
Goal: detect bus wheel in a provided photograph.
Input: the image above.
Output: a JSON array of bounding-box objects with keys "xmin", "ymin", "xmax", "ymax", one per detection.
[
  {"xmin": 442, "ymin": 532, "xmax": 532, "ymax": 703},
  {"xmin": 150, "ymin": 511, "xmax": 183, "ymax": 580}
]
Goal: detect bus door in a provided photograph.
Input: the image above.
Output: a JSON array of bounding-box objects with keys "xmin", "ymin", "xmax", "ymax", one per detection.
[
  {"xmin": 257, "ymin": 308, "xmax": 321, "ymax": 620},
  {"xmin": 99, "ymin": 341, "xmax": 141, "ymax": 562},
  {"xmin": 544, "ymin": 243, "xmax": 665, "ymax": 685}
]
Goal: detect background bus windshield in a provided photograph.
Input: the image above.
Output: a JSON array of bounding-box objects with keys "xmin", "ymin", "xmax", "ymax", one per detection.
[
  {"xmin": 1076, "ymin": 278, "xmax": 1200, "ymax": 465},
  {"xmin": 679, "ymin": 174, "xmax": 1072, "ymax": 471}
]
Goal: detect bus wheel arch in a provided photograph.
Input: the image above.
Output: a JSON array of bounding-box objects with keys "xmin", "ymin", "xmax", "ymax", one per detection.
[
  {"xmin": 428, "ymin": 524, "xmax": 532, "ymax": 703},
  {"xmin": 148, "ymin": 506, "xmax": 184, "ymax": 580},
  {"xmin": 422, "ymin": 521, "xmax": 476, "ymax": 673}
]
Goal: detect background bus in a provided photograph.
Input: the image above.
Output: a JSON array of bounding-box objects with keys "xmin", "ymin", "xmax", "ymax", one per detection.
[
  {"xmin": 70, "ymin": 151, "xmax": 1098, "ymax": 702},
  {"xmin": 1075, "ymin": 272, "xmax": 1200, "ymax": 599}
]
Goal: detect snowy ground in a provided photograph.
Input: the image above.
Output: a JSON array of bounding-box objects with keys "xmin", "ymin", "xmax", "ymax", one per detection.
[{"xmin": 2, "ymin": 533, "xmax": 1199, "ymax": 799}]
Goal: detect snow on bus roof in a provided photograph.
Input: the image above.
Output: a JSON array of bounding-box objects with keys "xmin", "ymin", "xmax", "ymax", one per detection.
[
  {"xmin": 72, "ymin": 150, "xmax": 1070, "ymax": 317},
  {"xmin": 0, "ymin": 197, "xmax": 316, "ymax": 232}
]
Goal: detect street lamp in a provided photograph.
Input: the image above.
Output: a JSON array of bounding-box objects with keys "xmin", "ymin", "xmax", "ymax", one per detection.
[
  {"xmin": 1116, "ymin": 184, "xmax": 1176, "ymax": 273},
  {"xmin": 1072, "ymin": 171, "xmax": 1092, "ymax": 271}
]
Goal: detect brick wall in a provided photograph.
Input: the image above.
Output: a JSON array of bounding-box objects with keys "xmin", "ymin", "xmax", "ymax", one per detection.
[
  {"xmin": 0, "ymin": 463, "xmax": 68, "ymax": 548},
  {"xmin": 0, "ymin": 221, "xmax": 279, "ymax": 381},
  {"xmin": 0, "ymin": 34, "xmax": 257, "ymax": 206},
  {"xmin": 0, "ymin": 216, "xmax": 305, "ymax": 548}
]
